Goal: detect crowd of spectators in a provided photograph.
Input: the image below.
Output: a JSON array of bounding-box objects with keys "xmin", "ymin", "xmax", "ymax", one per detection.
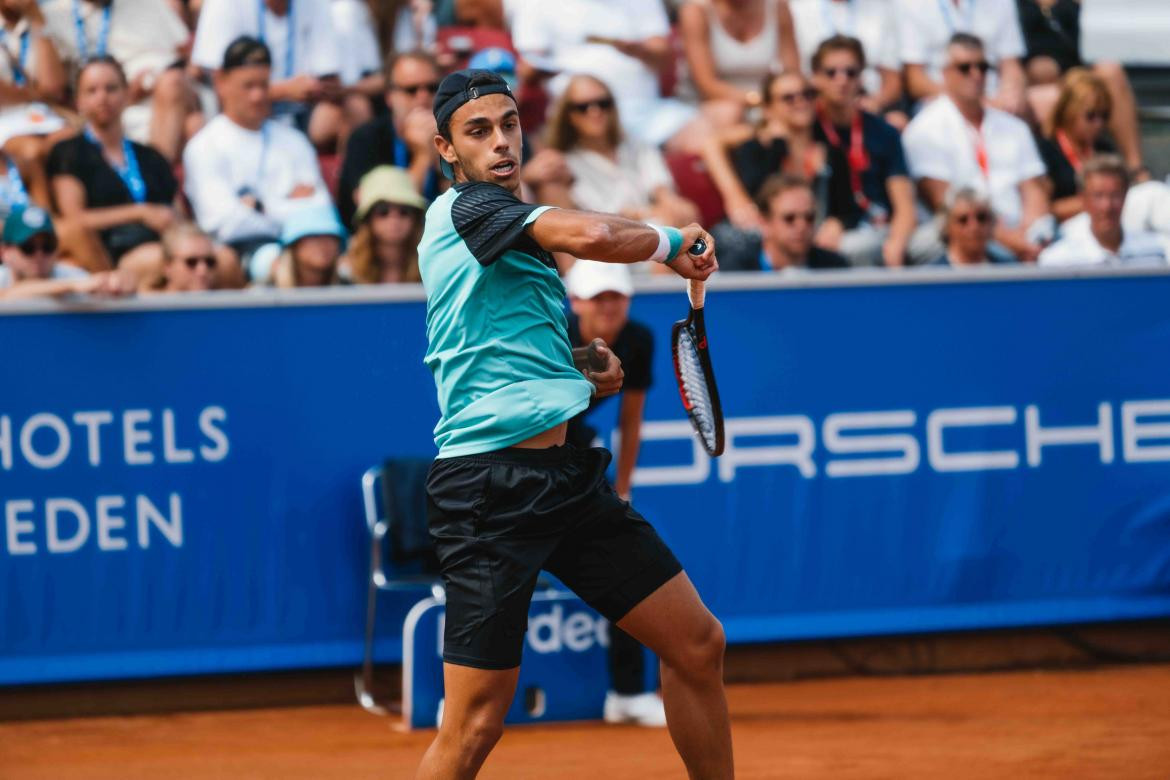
[{"xmin": 2, "ymin": 0, "xmax": 1169, "ymax": 300}]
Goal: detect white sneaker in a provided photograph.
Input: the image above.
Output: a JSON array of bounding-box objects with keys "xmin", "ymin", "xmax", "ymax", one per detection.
[{"xmin": 603, "ymin": 691, "xmax": 667, "ymax": 727}]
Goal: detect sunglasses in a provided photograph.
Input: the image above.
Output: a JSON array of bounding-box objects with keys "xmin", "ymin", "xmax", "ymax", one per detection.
[
  {"xmin": 952, "ymin": 60, "xmax": 993, "ymax": 76},
  {"xmin": 822, "ymin": 66, "xmax": 860, "ymax": 80},
  {"xmin": 776, "ymin": 87, "xmax": 818, "ymax": 105},
  {"xmin": 179, "ymin": 254, "xmax": 217, "ymax": 269},
  {"xmin": 954, "ymin": 211, "xmax": 992, "ymax": 226},
  {"xmin": 395, "ymin": 81, "xmax": 440, "ymax": 96},
  {"xmin": 18, "ymin": 237, "xmax": 57, "ymax": 255},
  {"xmin": 370, "ymin": 202, "xmax": 415, "ymax": 219},
  {"xmin": 778, "ymin": 210, "xmax": 816, "ymax": 225},
  {"xmin": 1084, "ymin": 109, "xmax": 1111, "ymax": 123},
  {"xmin": 570, "ymin": 97, "xmax": 615, "ymax": 114}
]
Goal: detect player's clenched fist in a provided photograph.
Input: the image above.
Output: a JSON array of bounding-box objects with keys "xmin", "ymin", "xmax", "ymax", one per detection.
[{"xmin": 668, "ymin": 224, "xmax": 718, "ymax": 281}]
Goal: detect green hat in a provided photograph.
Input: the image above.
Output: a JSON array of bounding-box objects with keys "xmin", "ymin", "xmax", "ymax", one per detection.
[{"xmin": 3, "ymin": 206, "xmax": 55, "ymax": 245}]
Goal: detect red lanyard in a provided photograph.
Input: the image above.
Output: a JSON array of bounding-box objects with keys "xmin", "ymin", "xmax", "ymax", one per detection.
[
  {"xmin": 817, "ymin": 107, "xmax": 871, "ymax": 211},
  {"xmin": 967, "ymin": 120, "xmax": 989, "ymax": 179},
  {"xmin": 1055, "ymin": 130, "xmax": 1082, "ymax": 173}
]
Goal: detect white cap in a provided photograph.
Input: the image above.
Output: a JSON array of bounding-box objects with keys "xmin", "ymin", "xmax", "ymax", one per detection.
[{"xmin": 565, "ymin": 260, "xmax": 634, "ymax": 299}]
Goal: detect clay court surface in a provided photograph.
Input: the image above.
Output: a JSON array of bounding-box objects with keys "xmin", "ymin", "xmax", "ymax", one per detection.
[{"xmin": 2, "ymin": 664, "xmax": 1168, "ymax": 779}]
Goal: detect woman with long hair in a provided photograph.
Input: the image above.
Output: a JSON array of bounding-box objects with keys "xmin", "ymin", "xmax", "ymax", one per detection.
[
  {"xmin": 342, "ymin": 165, "xmax": 425, "ymax": 284},
  {"xmin": 545, "ymin": 74, "xmax": 698, "ymax": 230},
  {"xmin": 47, "ymin": 56, "xmax": 179, "ymax": 271}
]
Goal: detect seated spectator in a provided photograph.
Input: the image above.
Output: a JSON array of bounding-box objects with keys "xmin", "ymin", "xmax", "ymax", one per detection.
[
  {"xmin": 545, "ymin": 75, "xmax": 698, "ymax": 229},
  {"xmin": 155, "ymin": 222, "xmax": 222, "ymax": 293},
  {"xmin": 903, "ymin": 34, "xmax": 1051, "ymax": 262},
  {"xmin": 510, "ymin": 0, "xmax": 710, "ymax": 153},
  {"xmin": 48, "ymin": 57, "xmax": 179, "ymax": 271},
  {"xmin": 192, "ymin": 0, "xmax": 347, "ymax": 148},
  {"xmin": 0, "ymin": 204, "xmax": 131, "ymax": 299},
  {"xmin": 676, "ymin": 0, "xmax": 800, "ymax": 128},
  {"xmin": 1, "ymin": 0, "xmax": 67, "ymax": 106},
  {"xmin": 1039, "ymin": 155, "xmax": 1166, "ymax": 267},
  {"xmin": 703, "ymin": 70, "xmax": 830, "ymax": 269},
  {"xmin": 1039, "ymin": 69, "xmax": 1170, "ymax": 242},
  {"xmin": 930, "ymin": 187, "xmax": 1006, "ymax": 266},
  {"xmin": 343, "ymin": 166, "xmax": 425, "ymax": 284},
  {"xmin": 183, "ymin": 37, "xmax": 331, "ymax": 269},
  {"xmin": 336, "ymin": 51, "xmax": 442, "ymax": 227},
  {"xmin": 895, "ymin": 0, "xmax": 1027, "ymax": 115},
  {"xmin": 254, "ymin": 204, "xmax": 346, "ymax": 287},
  {"xmin": 757, "ymin": 174, "xmax": 848, "ymax": 271},
  {"xmin": 42, "ymin": 0, "xmax": 200, "ymax": 163},
  {"xmin": 809, "ymin": 36, "xmax": 916, "ymax": 267},
  {"xmin": 789, "ymin": 0, "xmax": 902, "ymax": 114},
  {"xmin": 1017, "ymin": 0, "xmax": 1145, "ymax": 177}
]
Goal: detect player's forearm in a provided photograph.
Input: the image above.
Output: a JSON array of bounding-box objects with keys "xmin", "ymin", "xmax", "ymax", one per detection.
[{"xmin": 529, "ymin": 209, "xmax": 660, "ymax": 263}]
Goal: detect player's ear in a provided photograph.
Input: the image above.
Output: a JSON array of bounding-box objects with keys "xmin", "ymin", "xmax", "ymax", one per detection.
[{"xmin": 434, "ymin": 133, "xmax": 457, "ymax": 167}]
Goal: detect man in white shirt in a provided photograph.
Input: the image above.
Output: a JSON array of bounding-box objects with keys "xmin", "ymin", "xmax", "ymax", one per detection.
[
  {"xmin": 42, "ymin": 0, "xmax": 197, "ymax": 162},
  {"xmin": 790, "ymin": 0, "xmax": 901, "ymax": 112},
  {"xmin": 903, "ymin": 33, "xmax": 1050, "ymax": 262},
  {"xmin": 192, "ymin": 0, "xmax": 344, "ymax": 146},
  {"xmin": 182, "ymin": 37, "xmax": 330, "ymax": 262},
  {"xmin": 510, "ymin": 0, "xmax": 706, "ymax": 152},
  {"xmin": 1039, "ymin": 155, "xmax": 1166, "ymax": 268},
  {"xmin": 894, "ymin": 0, "xmax": 1027, "ymax": 114}
]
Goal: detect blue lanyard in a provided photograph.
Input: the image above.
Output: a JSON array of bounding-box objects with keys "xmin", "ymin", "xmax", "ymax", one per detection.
[
  {"xmin": 4, "ymin": 157, "xmax": 29, "ymax": 207},
  {"xmin": 0, "ymin": 28, "xmax": 31, "ymax": 86},
  {"xmin": 257, "ymin": 0, "xmax": 295, "ymax": 79},
  {"xmin": 85, "ymin": 127, "xmax": 147, "ymax": 203},
  {"xmin": 819, "ymin": 0, "xmax": 856, "ymax": 37},
  {"xmin": 936, "ymin": 0, "xmax": 974, "ymax": 33},
  {"xmin": 73, "ymin": 0, "xmax": 111, "ymax": 60}
]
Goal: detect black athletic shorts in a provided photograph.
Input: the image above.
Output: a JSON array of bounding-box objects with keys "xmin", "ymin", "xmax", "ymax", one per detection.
[{"xmin": 425, "ymin": 443, "xmax": 683, "ymax": 670}]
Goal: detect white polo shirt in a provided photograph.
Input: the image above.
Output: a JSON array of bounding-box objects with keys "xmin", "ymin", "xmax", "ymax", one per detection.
[
  {"xmin": 1039, "ymin": 228, "xmax": 1168, "ymax": 268},
  {"xmin": 192, "ymin": 0, "xmax": 340, "ymax": 79},
  {"xmin": 790, "ymin": 0, "xmax": 900, "ymax": 98},
  {"xmin": 894, "ymin": 0, "xmax": 1025, "ymax": 93},
  {"xmin": 903, "ymin": 95, "xmax": 1045, "ymax": 227},
  {"xmin": 182, "ymin": 114, "xmax": 332, "ymax": 244}
]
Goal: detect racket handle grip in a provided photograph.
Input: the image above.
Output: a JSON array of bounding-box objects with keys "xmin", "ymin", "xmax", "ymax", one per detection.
[
  {"xmin": 585, "ymin": 338, "xmax": 608, "ymax": 371},
  {"xmin": 687, "ymin": 278, "xmax": 706, "ymax": 310}
]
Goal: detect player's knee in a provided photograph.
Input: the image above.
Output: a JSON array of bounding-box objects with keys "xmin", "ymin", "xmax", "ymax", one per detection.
[
  {"xmin": 459, "ymin": 712, "xmax": 505, "ymax": 759},
  {"xmin": 670, "ymin": 615, "xmax": 726, "ymax": 681}
]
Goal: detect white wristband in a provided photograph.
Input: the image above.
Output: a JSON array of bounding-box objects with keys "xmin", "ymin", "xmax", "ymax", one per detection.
[{"xmin": 647, "ymin": 224, "xmax": 671, "ymax": 264}]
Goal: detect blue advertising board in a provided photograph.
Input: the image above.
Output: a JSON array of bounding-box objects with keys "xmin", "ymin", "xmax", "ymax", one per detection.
[{"xmin": 3, "ymin": 268, "xmax": 1170, "ymax": 686}]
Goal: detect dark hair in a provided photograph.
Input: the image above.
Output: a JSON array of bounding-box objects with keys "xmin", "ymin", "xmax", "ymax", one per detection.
[
  {"xmin": 77, "ymin": 55, "xmax": 127, "ymax": 89},
  {"xmin": 222, "ymin": 36, "xmax": 272, "ymax": 71},
  {"xmin": 811, "ymin": 35, "xmax": 867, "ymax": 73},
  {"xmin": 756, "ymin": 174, "xmax": 813, "ymax": 215},
  {"xmin": 948, "ymin": 32, "xmax": 985, "ymax": 52},
  {"xmin": 384, "ymin": 49, "xmax": 440, "ymax": 84},
  {"xmin": 437, "ymin": 71, "xmax": 509, "ymax": 141}
]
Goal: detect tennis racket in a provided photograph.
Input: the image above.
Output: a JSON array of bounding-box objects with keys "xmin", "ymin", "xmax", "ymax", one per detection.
[{"xmin": 672, "ymin": 239, "xmax": 725, "ymax": 457}]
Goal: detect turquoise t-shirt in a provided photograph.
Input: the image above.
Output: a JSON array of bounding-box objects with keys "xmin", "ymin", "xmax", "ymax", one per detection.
[{"xmin": 419, "ymin": 182, "xmax": 593, "ymax": 458}]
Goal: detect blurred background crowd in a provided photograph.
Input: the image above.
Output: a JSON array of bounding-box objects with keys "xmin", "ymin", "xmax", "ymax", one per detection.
[{"xmin": 2, "ymin": 0, "xmax": 1169, "ymax": 300}]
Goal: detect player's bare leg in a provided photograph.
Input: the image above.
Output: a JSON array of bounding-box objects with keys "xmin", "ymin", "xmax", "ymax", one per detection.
[
  {"xmin": 415, "ymin": 665, "xmax": 519, "ymax": 779},
  {"xmin": 617, "ymin": 572, "xmax": 733, "ymax": 780}
]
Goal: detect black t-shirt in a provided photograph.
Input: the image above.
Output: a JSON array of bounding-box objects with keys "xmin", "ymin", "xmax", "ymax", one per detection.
[
  {"xmin": 1017, "ymin": 0, "xmax": 1081, "ymax": 72},
  {"xmin": 565, "ymin": 315, "xmax": 654, "ymax": 448},
  {"xmin": 812, "ymin": 112, "xmax": 908, "ymax": 230},
  {"xmin": 1036, "ymin": 135, "xmax": 1115, "ymax": 201},
  {"xmin": 46, "ymin": 133, "xmax": 177, "ymax": 257},
  {"xmin": 730, "ymin": 136, "xmax": 789, "ymax": 202},
  {"xmin": 450, "ymin": 181, "xmax": 555, "ymax": 267}
]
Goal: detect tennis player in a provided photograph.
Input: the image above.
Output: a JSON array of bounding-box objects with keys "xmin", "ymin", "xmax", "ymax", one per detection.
[{"xmin": 417, "ymin": 69, "xmax": 732, "ymax": 779}]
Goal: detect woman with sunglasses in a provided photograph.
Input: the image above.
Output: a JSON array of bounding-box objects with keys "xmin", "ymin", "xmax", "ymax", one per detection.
[
  {"xmin": 1038, "ymin": 69, "xmax": 1170, "ymax": 238},
  {"xmin": 47, "ymin": 56, "xmax": 179, "ymax": 272},
  {"xmin": 701, "ymin": 69, "xmax": 829, "ymax": 270},
  {"xmin": 343, "ymin": 165, "xmax": 426, "ymax": 284},
  {"xmin": 676, "ymin": 0, "xmax": 800, "ymax": 128},
  {"xmin": 546, "ymin": 75, "xmax": 698, "ymax": 234},
  {"xmin": 931, "ymin": 187, "xmax": 1004, "ymax": 267}
]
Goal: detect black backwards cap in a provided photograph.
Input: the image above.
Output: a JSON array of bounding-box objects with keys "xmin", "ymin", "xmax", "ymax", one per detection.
[
  {"xmin": 432, "ymin": 69, "xmax": 517, "ymax": 180},
  {"xmin": 222, "ymin": 36, "xmax": 272, "ymax": 71}
]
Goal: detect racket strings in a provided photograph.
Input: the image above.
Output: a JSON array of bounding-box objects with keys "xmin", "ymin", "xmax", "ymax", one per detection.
[{"xmin": 676, "ymin": 328, "xmax": 717, "ymax": 448}]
